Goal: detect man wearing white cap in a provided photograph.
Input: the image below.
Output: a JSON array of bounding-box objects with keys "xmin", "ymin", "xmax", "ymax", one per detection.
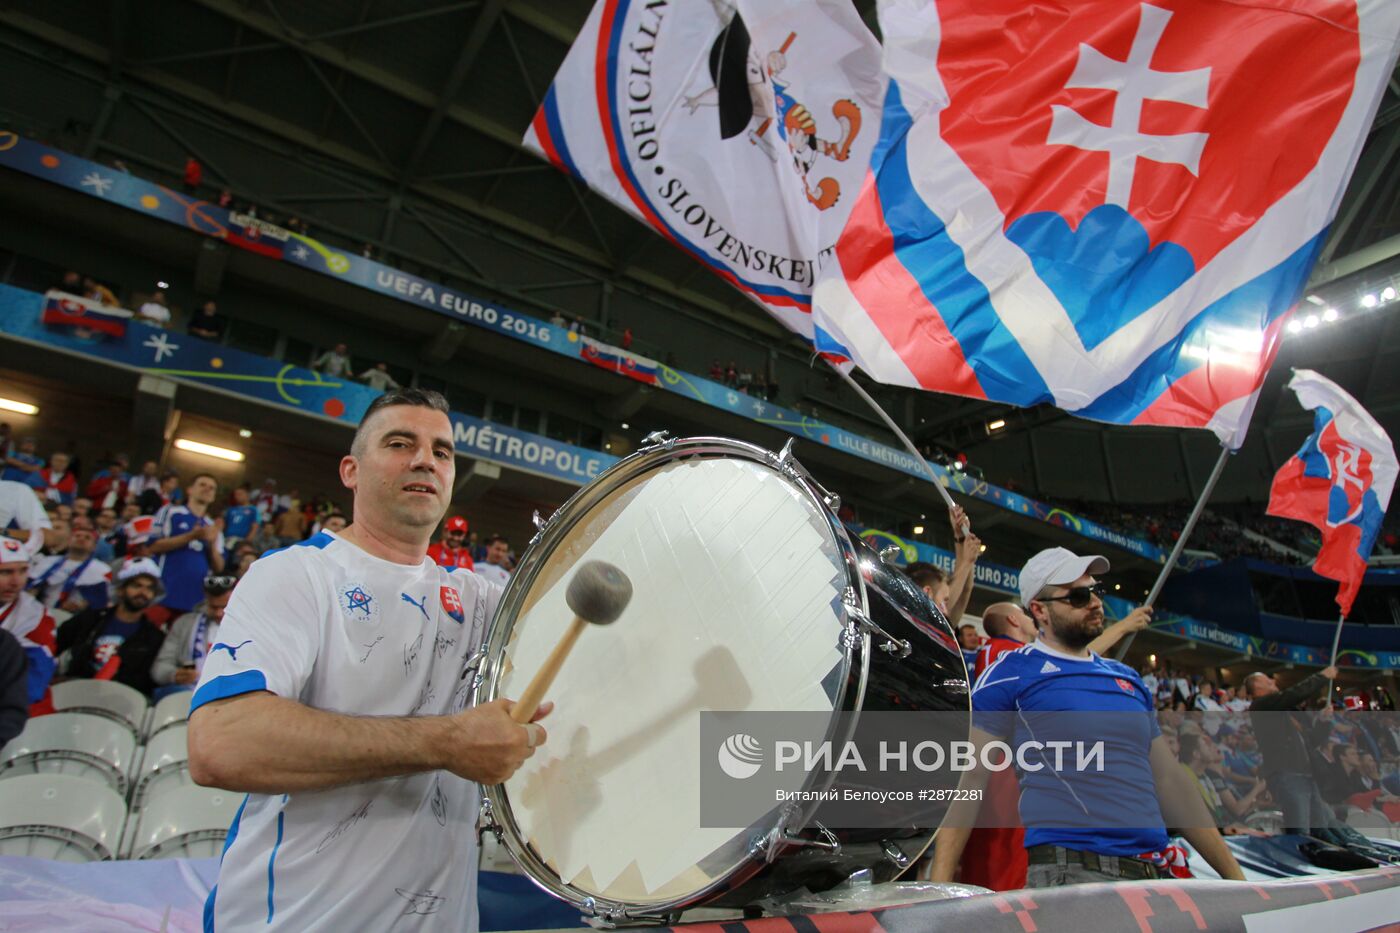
[
  {"xmin": 0, "ymin": 535, "xmax": 56, "ymax": 715},
  {"xmin": 931, "ymin": 547, "xmax": 1243, "ymax": 886}
]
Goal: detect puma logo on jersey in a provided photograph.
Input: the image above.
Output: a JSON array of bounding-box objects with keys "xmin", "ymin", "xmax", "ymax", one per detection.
[
  {"xmin": 1040, "ymin": 660, "xmax": 1060, "ymax": 674},
  {"xmin": 400, "ymin": 592, "xmax": 430, "ymax": 621},
  {"xmin": 211, "ymin": 640, "xmax": 253, "ymax": 661}
]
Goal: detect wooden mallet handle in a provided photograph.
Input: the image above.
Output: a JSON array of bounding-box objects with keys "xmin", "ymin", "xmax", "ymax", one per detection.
[
  {"xmin": 509, "ymin": 561, "xmax": 632, "ymax": 724},
  {"xmin": 511, "ymin": 616, "xmax": 587, "ymax": 723}
]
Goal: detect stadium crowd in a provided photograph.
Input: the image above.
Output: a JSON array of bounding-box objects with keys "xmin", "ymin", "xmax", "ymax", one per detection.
[{"xmin": 0, "ymin": 431, "xmax": 518, "ymax": 748}]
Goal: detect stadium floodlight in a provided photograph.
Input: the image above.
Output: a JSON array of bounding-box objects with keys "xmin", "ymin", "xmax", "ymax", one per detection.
[
  {"xmin": 157, "ymin": 281, "xmax": 170, "ymax": 289},
  {"xmin": 0, "ymin": 397, "xmax": 38, "ymax": 415},
  {"xmin": 238, "ymin": 429, "xmax": 253, "ymax": 438},
  {"xmin": 621, "ymin": 422, "xmax": 630, "ymax": 430},
  {"xmin": 987, "ymin": 419, "xmax": 1006, "ymax": 431},
  {"xmin": 1303, "ymin": 314, "xmax": 1319, "ymax": 328},
  {"xmin": 1287, "ymin": 320, "xmax": 1304, "ymax": 334},
  {"xmin": 1383, "ymin": 287, "xmax": 1398, "ymax": 302},
  {"xmin": 1322, "ymin": 307, "xmax": 1339, "ymax": 323},
  {"xmin": 173, "ymin": 438, "xmax": 245, "ymax": 462},
  {"xmin": 1305, "ymin": 294, "xmax": 1324, "ymax": 305},
  {"xmin": 1362, "ymin": 293, "xmax": 1379, "ymax": 308},
  {"xmin": 912, "ymin": 525, "xmax": 925, "ymax": 535}
]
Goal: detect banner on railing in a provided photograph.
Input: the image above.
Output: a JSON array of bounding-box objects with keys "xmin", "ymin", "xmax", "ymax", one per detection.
[
  {"xmin": 0, "ymin": 284, "xmax": 613, "ymax": 486},
  {"xmin": 0, "ymin": 133, "xmax": 1171, "ymax": 561}
]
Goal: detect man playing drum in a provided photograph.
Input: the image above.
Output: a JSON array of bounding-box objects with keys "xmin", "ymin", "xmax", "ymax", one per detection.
[{"xmin": 188, "ymin": 389, "xmax": 552, "ymax": 932}]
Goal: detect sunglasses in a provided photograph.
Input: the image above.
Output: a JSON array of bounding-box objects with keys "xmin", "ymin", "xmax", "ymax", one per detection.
[
  {"xmin": 203, "ymin": 574, "xmax": 238, "ymax": 594},
  {"xmin": 1035, "ymin": 583, "xmax": 1108, "ymax": 608}
]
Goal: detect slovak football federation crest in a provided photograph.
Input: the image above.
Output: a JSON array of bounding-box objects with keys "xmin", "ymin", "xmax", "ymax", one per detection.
[{"xmin": 339, "ymin": 581, "xmax": 378, "ymax": 622}]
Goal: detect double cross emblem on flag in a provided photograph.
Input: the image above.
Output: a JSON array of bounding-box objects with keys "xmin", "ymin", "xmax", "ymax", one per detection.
[
  {"xmin": 1268, "ymin": 371, "xmax": 1397, "ymax": 618},
  {"xmin": 528, "ymin": 0, "xmax": 1400, "ymax": 452}
]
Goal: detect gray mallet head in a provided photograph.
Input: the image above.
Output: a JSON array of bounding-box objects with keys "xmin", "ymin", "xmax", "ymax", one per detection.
[{"xmin": 565, "ymin": 560, "xmax": 633, "ymax": 625}]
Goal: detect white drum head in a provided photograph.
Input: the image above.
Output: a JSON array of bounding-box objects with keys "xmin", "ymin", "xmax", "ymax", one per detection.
[{"xmin": 493, "ymin": 454, "xmax": 849, "ymax": 906}]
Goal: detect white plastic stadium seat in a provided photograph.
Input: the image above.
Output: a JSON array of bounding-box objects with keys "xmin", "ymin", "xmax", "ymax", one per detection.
[
  {"xmin": 52, "ymin": 679, "xmax": 150, "ymax": 735},
  {"xmin": 130, "ymin": 722, "xmax": 192, "ymax": 810},
  {"xmin": 147, "ymin": 690, "xmax": 193, "ymax": 739},
  {"xmin": 0, "ymin": 712, "xmax": 138, "ymax": 795},
  {"xmin": 127, "ymin": 785, "xmax": 243, "ymax": 860},
  {"xmin": 0, "ymin": 773, "xmax": 127, "ymax": 861},
  {"xmin": 1346, "ymin": 805, "xmax": 1400, "ymax": 843},
  {"xmin": 1245, "ymin": 809, "xmax": 1284, "ymax": 835}
]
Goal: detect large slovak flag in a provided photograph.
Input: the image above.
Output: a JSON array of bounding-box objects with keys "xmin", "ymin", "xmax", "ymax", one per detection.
[
  {"xmin": 523, "ymin": 0, "xmax": 885, "ymax": 343},
  {"xmin": 1267, "ymin": 370, "xmax": 1397, "ymax": 617},
  {"xmin": 814, "ymin": 0, "xmax": 1400, "ymax": 447}
]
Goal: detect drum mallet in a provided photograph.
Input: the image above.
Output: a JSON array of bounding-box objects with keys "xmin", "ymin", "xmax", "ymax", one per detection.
[{"xmin": 510, "ymin": 560, "xmax": 633, "ymax": 723}]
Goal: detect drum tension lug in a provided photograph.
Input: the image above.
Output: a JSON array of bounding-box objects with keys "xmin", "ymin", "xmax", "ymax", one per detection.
[
  {"xmin": 752, "ymin": 808, "xmax": 841, "ymax": 862},
  {"xmin": 881, "ymin": 839, "xmax": 911, "ymax": 869},
  {"xmin": 530, "ymin": 509, "xmax": 554, "ymax": 547},
  {"xmin": 843, "ymin": 589, "xmax": 912, "ymax": 658},
  {"xmin": 579, "ymin": 898, "xmax": 636, "ymax": 929},
  {"xmin": 460, "ymin": 644, "xmax": 488, "ymax": 698},
  {"xmin": 769, "ymin": 440, "xmax": 841, "ymax": 511},
  {"xmin": 476, "ymin": 797, "xmax": 501, "ymax": 843},
  {"xmin": 640, "ymin": 429, "xmax": 674, "ymax": 450}
]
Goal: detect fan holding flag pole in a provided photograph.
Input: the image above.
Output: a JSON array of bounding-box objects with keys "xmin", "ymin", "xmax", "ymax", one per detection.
[
  {"xmin": 525, "ymin": 0, "xmax": 1400, "ymax": 633},
  {"xmin": 1266, "ymin": 369, "xmax": 1398, "ymax": 696}
]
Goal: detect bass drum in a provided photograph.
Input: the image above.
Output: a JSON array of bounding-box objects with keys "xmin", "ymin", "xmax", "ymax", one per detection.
[{"xmin": 475, "ymin": 436, "xmax": 969, "ymax": 924}]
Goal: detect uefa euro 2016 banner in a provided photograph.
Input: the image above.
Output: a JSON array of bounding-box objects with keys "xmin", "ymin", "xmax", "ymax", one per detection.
[
  {"xmin": 0, "ymin": 285, "xmax": 613, "ymax": 485},
  {"xmin": 530, "ymin": 1, "xmax": 1400, "ymax": 450},
  {"xmin": 0, "ymin": 133, "xmax": 1176, "ymax": 563}
]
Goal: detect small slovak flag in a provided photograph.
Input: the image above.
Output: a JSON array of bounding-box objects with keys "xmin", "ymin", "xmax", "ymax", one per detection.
[
  {"xmin": 1267, "ymin": 370, "xmax": 1398, "ymax": 617},
  {"xmin": 440, "ymin": 586, "xmax": 465, "ymax": 624},
  {"xmin": 41, "ymin": 290, "xmax": 131, "ymax": 339}
]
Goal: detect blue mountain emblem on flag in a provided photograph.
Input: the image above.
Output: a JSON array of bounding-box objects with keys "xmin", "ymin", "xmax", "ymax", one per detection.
[{"xmin": 1006, "ymin": 205, "xmax": 1196, "ymax": 351}]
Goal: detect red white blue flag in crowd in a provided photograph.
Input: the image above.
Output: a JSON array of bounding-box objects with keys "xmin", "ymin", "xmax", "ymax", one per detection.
[
  {"xmin": 811, "ymin": 0, "xmax": 1400, "ymax": 447},
  {"xmin": 40, "ymin": 290, "xmax": 130, "ymax": 339},
  {"xmin": 523, "ymin": 0, "xmax": 885, "ymax": 342},
  {"xmin": 1267, "ymin": 370, "xmax": 1397, "ymax": 617}
]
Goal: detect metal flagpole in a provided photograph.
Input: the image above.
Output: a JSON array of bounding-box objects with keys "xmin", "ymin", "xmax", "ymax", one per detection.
[
  {"xmin": 1326, "ymin": 613, "xmax": 1346, "ymax": 704},
  {"xmin": 830, "ymin": 363, "xmax": 958, "ymax": 511},
  {"xmin": 1113, "ymin": 444, "xmax": 1233, "ymax": 659}
]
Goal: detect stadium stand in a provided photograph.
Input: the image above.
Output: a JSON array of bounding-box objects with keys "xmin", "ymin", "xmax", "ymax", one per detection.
[{"xmin": 0, "ymin": 4, "xmax": 1398, "ymax": 926}]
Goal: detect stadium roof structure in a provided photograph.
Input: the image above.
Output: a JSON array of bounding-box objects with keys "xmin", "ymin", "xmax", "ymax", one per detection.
[{"xmin": 1, "ymin": 0, "xmax": 1399, "ymax": 502}]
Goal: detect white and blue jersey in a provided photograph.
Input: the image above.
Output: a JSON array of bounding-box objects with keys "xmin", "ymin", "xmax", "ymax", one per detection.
[
  {"xmin": 192, "ymin": 531, "xmax": 501, "ymax": 932},
  {"xmin": 153, "ymin": 504, "xmax": 225, "ymax": 612},
  {"xmin": 971, "ymin": 642, "xmax": 1167, "ymax": 856}
]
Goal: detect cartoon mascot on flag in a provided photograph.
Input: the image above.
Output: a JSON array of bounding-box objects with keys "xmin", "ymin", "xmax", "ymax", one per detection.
[{"xmin": 684, "ymin": 5, "xmax": 862, "ymax": 210}]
